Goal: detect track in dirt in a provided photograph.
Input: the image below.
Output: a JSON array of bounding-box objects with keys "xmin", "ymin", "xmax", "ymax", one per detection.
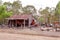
[{"xmin": 0, "ymin": 32, "xmax": 59, "ymax": 40}]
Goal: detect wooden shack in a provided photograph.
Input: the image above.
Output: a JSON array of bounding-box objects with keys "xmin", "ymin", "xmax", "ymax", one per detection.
[{"xmin": 6, "ymin": 14, "xmax": 37, "ymax": 28}]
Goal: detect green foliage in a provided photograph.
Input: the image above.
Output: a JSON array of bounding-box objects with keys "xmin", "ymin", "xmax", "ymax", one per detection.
[
  {"xmin": 1, "ymin": 11, "xmax": 12, "ymax": 18},
  {"xmin": 39, "ymin": 17, "xmax": 44, "ymax": 22},
  {"xmin": 12, "ymin": 0, "xmax": 22, "ymax": 8},
  {"xmin": 40, "ymin": 7, "xmax": 49, "ymax": 15},
  {"xmin": 55, "ymin": 1, "xmax": 60, "ymax": 21},
  {"xmin": 23, "ymin": 5, "xmax": 36, "ymax": 14},
  {"xmin": 3, "ymin": 2, "xmax": 12, "ymax": 5},
  {"xmin": 12, "ymin": 0, "xmax": 22, "ymax": 14},
  {"xmin": 38, "ymin": 7, "xmax": 53, "ymax": 23},
  {"xmin": 55, "ymin": 2, "xmax": 60, "ymax": 15},
  {"xmin": 0, "ymin": 5, "xmax": 13, "ymax": 23},
  {"xmin": 3, "ymin": 0, "xmax": 22, "ymax": 15},
  {"xmin": 0, "ymin": 5, "xmax": 6, "ymax": 14}
]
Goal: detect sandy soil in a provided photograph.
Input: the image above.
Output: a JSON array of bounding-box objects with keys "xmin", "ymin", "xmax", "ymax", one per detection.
[
  {"xmin": 0, "ymin": 32, "xmax": 60, "ymax": 40},
  {"xmin": 0, "ymin": 27, "xmax": 60, "ymax": 40},
  {"xmin": 0, "ymin": 28, "xmax": 60, "ymax": 37}
]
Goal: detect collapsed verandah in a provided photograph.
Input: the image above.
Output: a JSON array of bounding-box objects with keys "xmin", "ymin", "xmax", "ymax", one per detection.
[{"xmin": 6, "ymin": 14, "xmax": 37, "ymax": 28}]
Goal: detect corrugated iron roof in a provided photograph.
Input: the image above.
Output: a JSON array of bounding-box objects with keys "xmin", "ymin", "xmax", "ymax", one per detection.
[{"xmin": 7, "ymin": 14, "xmax": 32, "ymax": 20}]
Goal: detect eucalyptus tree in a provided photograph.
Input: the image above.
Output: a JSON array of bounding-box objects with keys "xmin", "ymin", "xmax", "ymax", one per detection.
[
  {"xmin": 3, "ymin": 2, "xmax": 12, "ymax": 11},
  {"xmin": 55, "ymin": 1, "xmax": 60, "ymax": 22},
  {"xmin": 12, "ymin": 0, "xmax": 22, "ymax": 15},
  {"xmin": 38, "ymin": 7, "xmax": 50, "ymax": 23},
  {"xmin": 22, "ymin": 5, "xmax": 36, "ymax": 15}
]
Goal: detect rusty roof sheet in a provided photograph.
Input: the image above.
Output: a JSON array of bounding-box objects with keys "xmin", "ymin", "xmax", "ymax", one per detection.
[{"xmin": 6, "ymin": 14, "xmax": 32, "ymax": 20}]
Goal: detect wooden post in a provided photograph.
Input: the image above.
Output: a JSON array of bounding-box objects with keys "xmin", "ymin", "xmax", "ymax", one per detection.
[
  {"xmin": 10, "ymin": 20, "xmax": 11, "ymax": 27},
  {"xmin": 24, "ymin": 19, "xmax": 25, "ymax": 28},
  {"xmin": 11, "ymin": 21, "xmax": 13, "ymax": 27},
  {"xmin": 29, "ymin": 19, "xmax": 30, "ymax": 28},
  {"xmin": 15, "ymin": 20, "xmax": 17, "ymax": 27},
  {"xmin": 21, "ymin": 24, "xmax": 22, "ymax": 28},
  {"xmin": 8, "ymin": 20, "xmax": 10, "ymax": 28}
]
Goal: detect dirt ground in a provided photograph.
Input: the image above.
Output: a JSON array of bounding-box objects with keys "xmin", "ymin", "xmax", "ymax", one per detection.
[
  {"xmin": 0, "ymin": 32, "xmax": 60, "ymax": 40},
  {"xmin": 0, "ymin": 27, "xmax": 60, "ymax": 40}
]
